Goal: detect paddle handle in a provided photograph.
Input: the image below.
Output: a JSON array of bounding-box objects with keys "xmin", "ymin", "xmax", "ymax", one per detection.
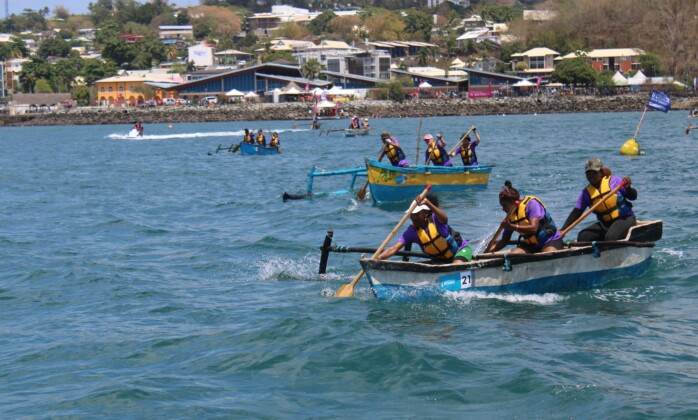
[
  {"xmin": 448, "ymin": 126, "xmax": 475, "ymax": 155},
  {"xmin": 560, "ymin": 180, "xmax": 626, "ymax": 238},
  {"xmin": 484, "ymin": 200, "xmax": 519, "ymax": 253}
]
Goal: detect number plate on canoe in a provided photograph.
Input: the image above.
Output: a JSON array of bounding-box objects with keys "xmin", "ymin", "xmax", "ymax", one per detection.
[{"xmin": 438, "ymin": 271, "xmax": 474, "ymax": 291}]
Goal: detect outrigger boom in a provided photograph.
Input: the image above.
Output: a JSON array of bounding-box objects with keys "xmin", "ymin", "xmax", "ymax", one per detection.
[{"xmin": 282, "ymin": 166, "xmax": 367, "ymax": 201}]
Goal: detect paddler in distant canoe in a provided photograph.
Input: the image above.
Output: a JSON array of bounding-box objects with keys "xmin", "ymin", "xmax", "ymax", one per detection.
[
  {"xmin": 560, "ymin": 157, "xmax": 637, "ymax": 242},
  {"xmin": 269, "ymin": 131, "xmax": 281, "ymax": 150},
  {"xmin": 450, "ymin": 127, "xmax": 480, "ymax": 166},
  {"xmin": 255, "ymin": 129, "xmax": 266, "ymax": 147},
  {"xmin": 377, "ymin": 131, "xmax": 409, "ymax": 167},
  {"xmin": 378, "ymin": 194, "xmax": 472, "ymax": 263},
  {"xmin": 487, "ymin": 180, "xmax": 564, "ymax": 254},
  {"xmin": 424, "ymin": 133, "xmax": 452, "ymax": 166},
  {"xmin": 243, "ymin": 128, "xmax": 253, "ymax": 144}
]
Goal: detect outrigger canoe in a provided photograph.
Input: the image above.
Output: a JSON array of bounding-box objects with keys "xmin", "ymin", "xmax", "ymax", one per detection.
[
  {"xmin": 359, "ymin": 220, "xmax": 662, "ymax": 300},
  {"xmin": 365, "ymin": 158, "xmax": 493, "ymax": 203},
  {"xmin": 344, "ymin": 128, "xmax": 371, "ymax": 137},
  {"xmin": 240, "ymin": 142, "xmax": 279, "ymax": 156}
]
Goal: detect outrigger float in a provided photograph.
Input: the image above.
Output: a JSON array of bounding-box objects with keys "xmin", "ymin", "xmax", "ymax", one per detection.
[{"xmin": 354, "ymin": 220, "xmax": 662, "ymax": 300}]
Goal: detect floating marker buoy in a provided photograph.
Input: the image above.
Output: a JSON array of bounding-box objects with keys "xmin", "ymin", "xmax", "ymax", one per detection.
[
  {"xmin": 168, "ymin": 124, "xmax": 173, "ymax": 129},
  {"xmin": 620, "ymin": 137, "xmax": 640, "ymax": 156}
]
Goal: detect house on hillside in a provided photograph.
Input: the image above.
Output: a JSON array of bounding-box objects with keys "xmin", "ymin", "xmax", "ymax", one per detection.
[
  {"xmin": 247, "ymin": 5, "xmax": 321, "ymax": 37},
  {"xmin": 510, "ymin": 47, "xmax": 559, "ymax": 77},
  {"xmin": 95, "ymin": 71, "xmax": 184, "ymax": 106},
  {"xmin": 555, "ymin": 48, "xmax": 644, "ymax": 73},
  {"xmin": 159, "ymin": 25, "xmax": 193, "ymax": 44}
]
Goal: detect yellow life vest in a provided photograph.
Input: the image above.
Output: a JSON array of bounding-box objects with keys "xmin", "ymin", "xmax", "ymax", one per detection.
[
  {"xmin": 243, "ymin": 134, "xmax": 252, "ymax": 144},
  {"xmin": 415, "ymin": 220, "xmax": 456, "ymax": 260},
  {"xmin": 586, "ymin": 176, "xmax": 622, "ymax": 222},
  {"xmin": 385, "ymin": 143, "xmax": 406, "ymax": 165},
  {"xmin": 256, "ymin": 133, "xmax": 265, "ymax": 145},
  {"xmin": 427, "ymin": 144, "xmax": 446, "ymax": 165},
  {"xmin": 508, "ymin": 196, "xmax": 556, "ymax": 246},
  {"xmin": 270, "ymin": 135, "xmax": 279, "ymax": 147},
  {"xmin": 459, "ymin": 142, "xmax": 476, "ymax": 165}
]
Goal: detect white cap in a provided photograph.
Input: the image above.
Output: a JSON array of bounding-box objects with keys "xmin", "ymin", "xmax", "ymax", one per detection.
[{"xmin": 406, "ymin": 203, "xmax": 430, "ymax": 214}]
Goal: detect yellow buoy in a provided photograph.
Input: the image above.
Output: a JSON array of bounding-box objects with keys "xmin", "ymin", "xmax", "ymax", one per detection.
[{"xmin": 620, "ymin": 137, "xmax": 640, "ymax": 156}]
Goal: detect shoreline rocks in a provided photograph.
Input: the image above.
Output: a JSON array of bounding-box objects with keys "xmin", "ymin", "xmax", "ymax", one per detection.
[{"xmin": 2, "ymin": 95, "xmax": 696, "ymax": 127}]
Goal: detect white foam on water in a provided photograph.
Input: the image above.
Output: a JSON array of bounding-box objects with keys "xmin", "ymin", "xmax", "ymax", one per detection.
[
  {"xmin": 255, "ymin": 254, "xmax": 341, "ymax": 282},
  {"xmin": 445, "ymin": 290, "xmax": 565, "ymax": 305},
  {"xmin": 658, "ymin": 247, "xmax": 685, "ymax": 258},
  {"xmin": 107, "ymin": 128, "xmax": 307, "ymax": 140}
]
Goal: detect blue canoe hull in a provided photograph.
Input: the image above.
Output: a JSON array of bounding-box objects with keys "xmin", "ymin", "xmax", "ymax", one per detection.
[{"xmin": 240, "ymin": 142, "xmax": 279, "ymax": 156}]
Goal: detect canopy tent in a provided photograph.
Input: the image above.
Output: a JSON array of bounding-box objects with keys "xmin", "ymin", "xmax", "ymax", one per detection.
[
  {"xmin": 281, "ymin": 82, "xmax": 303, "ymax": 95},
  {"xmin": 316, "ymin": 99, "xmax": 336, "ymax": 108},
  {"xmin": 612, "ymin": 71, "xmax": 628, "ymax": 86},
  {"xmin": 544, "ymin": 82, "xmax": 564, "ymax": 87},
  {"xmin": 513, "ymin": 79, "xmax": 535, "ymax": 87},
  {"xmin": 225, "ymin": 89, "xmax": 244, "ymax": 97},
  {"xmin": 627, "ymin": 70, "xmax": 647, "ymax": 85},
  {"xmin": 312, "ymin": 87, "xmax": 324, "ymax": 96},
  {"xmin": 327, "ymin": 85, "xmax": 344, "ymax": 94},
  {"xmin": 419, "ymin": 81, "xmax": 432, "ymax": 88},
  {"xmin": 244, "ymin": 91, "xmax": 259, "ymax": 98}
]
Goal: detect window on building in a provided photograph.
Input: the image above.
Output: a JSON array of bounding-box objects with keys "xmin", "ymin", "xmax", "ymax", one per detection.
[
  {"xmin": 118, "ymin": 87, "xmax": 124, "ymax": 92},
  {"xmin": 100, "ymin": 87, "xmax": 105, "ymax": 93},
  {"xmin": 529, "ymin": 56, "xmax": 545, "ymax": 70},
  {"xmin": 108, "ymin": 87, "xmax": 113, "ymax": 93}
]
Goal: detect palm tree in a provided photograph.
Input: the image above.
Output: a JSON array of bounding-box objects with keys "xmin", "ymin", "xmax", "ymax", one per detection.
[
  {"xmin": 301, "ymin": 59, "xmax": 324, "ymax": 80},
  {"xmin": 166, "ymin": 45, "xmax": 179, "ymax": 62}
]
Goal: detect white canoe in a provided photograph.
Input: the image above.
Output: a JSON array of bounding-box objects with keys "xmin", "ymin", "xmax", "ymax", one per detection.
[{"xmin": 360, "ymin": 220, "xmax": 662, "ymax": 300}]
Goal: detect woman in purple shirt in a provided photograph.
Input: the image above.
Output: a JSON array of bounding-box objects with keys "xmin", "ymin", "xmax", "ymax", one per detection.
[
  {"xmin": 561, "ymin": 157, "xmax": 637, "ymax": 241},
  {"xmin": 379, "ymin": 195, "xmax": 472, "ymax": 263},
  {"xmin": 487, "ymin": 180, "xmax": 563, "ymax": 254}
]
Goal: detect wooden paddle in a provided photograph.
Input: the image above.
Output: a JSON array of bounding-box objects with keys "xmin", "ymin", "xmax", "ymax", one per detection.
[
  {"xmin": 448, "ymin": 126, "xmax": 475, "ymax": 155},
  {"xmin": 560, "ymin": 180, "xmax": 626, "ymax": 238},
  {"xmin": 336, "ymin": 185, "xmax": 432, "ymax": 298},
  {"xmin": 356, "ymin": 145, "xmax": 385, "ymax": 200},
  {"xmin": 483, "ymin": 200, "xmax": 519, "ymax": 253}
]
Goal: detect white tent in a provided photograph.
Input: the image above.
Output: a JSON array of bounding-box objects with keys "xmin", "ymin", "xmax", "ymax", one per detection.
[
  {"xmin": 312, "ymin": 87, "xmax": 324, "ymax": 96},
  {"xmin": 328, "ymin": 85, "xmax": 344, "ymax": 94},
  {"xmin": 627, "ymin": 70, "xmax": 647, "ymax": 85},
  {"xmin": 419, "ymin": 81, "xmax": 432, "ymax": 88},
  {"xmin": 513, "ymin": 79, "xmax": 535, "ymax": 87},
  {"xmin": 316, "ymin": 99, "xmax": 336, "ymax": 108},
  {"xmin": 225, "ymin": 89, "xmax": 244, "ymax": 97},
  {"xmin": 244, "ymin": 91, "xmax": 259, "ymax": 98},
  {"xmin": 612, "ymin": 71, "xmax": 628, "ymax": 86}
]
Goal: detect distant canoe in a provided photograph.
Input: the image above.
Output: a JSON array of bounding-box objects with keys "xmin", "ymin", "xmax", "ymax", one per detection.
[
  {"xmin": 365, "ymin": 158, "xmax": 493, "ymax": 203},
  {"xmin": 344, "ymin": 128, "xmax": 371, "ymax": 137},
  {"xmin": 240, "ymin": 142, "xmax": 279, "ymax": 156},
  {"xmin": 360, "ymin": 220, "xmax": 662, "ymax": 300}
]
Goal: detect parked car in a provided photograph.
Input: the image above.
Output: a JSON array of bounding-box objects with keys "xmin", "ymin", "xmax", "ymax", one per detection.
[{"xmin": 200, "ymin": 96, "xmax": 218, "ymax": 105}]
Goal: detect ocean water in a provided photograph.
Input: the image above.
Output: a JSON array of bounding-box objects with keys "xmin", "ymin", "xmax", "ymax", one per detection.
[{"xmin": 2, "ymin": 111, "xmax": 697, "ymax": 417}]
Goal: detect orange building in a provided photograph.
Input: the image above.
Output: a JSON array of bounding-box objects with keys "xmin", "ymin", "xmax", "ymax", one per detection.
[
  {"xmin": 94, "ymin": 71, "xmax": 184, "ymax": 106},
  {"xmin": 555, "ymin": 48, "xmax": 644, "ymax": 74}
]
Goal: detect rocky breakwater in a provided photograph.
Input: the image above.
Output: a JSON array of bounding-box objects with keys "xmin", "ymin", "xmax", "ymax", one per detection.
[{"xmin": 2, "ymin": 94, "xmax": 695, "ymax": 127}]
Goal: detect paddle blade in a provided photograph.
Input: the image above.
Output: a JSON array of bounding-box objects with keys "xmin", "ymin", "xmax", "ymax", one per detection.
[
  {"xmin": 335, "ymin": 282, "xmax": 355, "ymax": 298},
  {"xmin": 356, "ymin": 181, "xmax": 369, "ymax": 200}
]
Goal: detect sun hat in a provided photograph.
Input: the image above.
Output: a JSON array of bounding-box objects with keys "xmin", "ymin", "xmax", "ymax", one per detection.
[
  {"xmin": 585, "ymin": 157, "xmax": 603, "ymax": 172},
  {"xmin": 406, "ymin": 204, "xmax": 430, "ymax": 214},
  {"xmin": 424, "ymin": 134, "xmax": 433, "ymax": 141},
  {"xmin": 381, "ymin": 131, "xmax": 391, "ymax": 140}
]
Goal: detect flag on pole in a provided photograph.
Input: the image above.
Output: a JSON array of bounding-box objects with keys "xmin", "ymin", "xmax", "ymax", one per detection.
[
  {"xmin": 647, "ymin": 90, "xmax": 671, "ymax": 113},
  {"xmin": 536, "ymin": 76, "xmax": 542, "ymax": 88}
]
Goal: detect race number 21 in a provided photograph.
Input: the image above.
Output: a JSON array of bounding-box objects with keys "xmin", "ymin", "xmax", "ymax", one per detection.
[{"xmin": 460, "ymin": 271, "xmax": 473, "ymax": 288}]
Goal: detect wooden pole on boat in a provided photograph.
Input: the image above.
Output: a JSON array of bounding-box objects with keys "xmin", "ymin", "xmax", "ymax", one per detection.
[
  {"xmin": 414, "ymin": 117, "xmax": 423, "ymax": 166},
  {"xmin": 318, "ymin": 230, "xmax": 333, "ymax": 274},
  {"xmin": 448, "ymin": 126, "xmax": 475, "ymax": 155},
  {"xmin": 336, "ymin": 185, "xmax": 432, "ymax": 298},
  {"xmin": 483, "ymin": 200, "xmax": 519, "ymax": 253},
  {"xmin": 560, "ymin": 180, "xmax": 627, "ymax": 238}
]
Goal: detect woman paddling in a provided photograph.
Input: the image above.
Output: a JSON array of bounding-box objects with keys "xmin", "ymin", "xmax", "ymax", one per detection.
[
  {"xmin": 487, "ymin": 180, "xmax": 563, "ymax": 254},
  {"xmin": 378, "ymin": 195, "xmax": 472, "ymax": 263},
  {"xmin": 560, "ymin": 157, "xmax": 637, "ymax": 241}
]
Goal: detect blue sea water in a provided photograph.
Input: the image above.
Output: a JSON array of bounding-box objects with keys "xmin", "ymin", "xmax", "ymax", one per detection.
[{"xmin": 2, "ymin": 111, "xmax": 697, "ymax": 417}]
